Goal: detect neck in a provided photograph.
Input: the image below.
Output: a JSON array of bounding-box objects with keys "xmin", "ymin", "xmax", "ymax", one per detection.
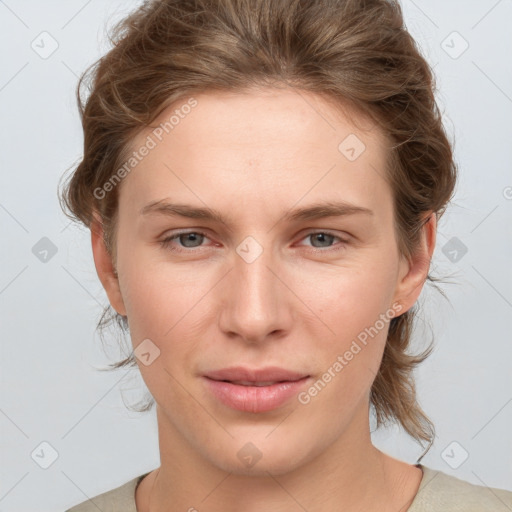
[{"xmin": 138, "ymin": 404, "xmax": 422, "ymax": 512}]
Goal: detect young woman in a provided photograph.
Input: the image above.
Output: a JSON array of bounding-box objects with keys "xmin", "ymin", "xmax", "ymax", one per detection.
[{"xmin": 61, "ymin": 0, "xmax": 512, "ymax": 510}]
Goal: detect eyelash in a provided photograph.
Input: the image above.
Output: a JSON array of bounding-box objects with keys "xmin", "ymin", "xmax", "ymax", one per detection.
[{"xmin": 158, "ymin": 230, "xmax": 349, "ymax": 254}]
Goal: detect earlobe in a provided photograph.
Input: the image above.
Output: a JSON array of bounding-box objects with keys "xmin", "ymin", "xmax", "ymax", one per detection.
[
  {"xmin": 90, "ymin": 212, "xmax": 127, "ymax": 316},
  {"xmin": 393, "ymin": 213, "xmax": 437, "ymax": 313}
]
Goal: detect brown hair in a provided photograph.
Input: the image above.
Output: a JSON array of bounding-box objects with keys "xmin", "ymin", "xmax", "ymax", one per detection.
[{"xmin": 58, "ymin": 0, "xmax": 457, "ymax": 458}]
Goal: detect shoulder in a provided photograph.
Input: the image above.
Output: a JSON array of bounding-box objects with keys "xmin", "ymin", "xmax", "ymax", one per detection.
[
  {"xmin": 65, "ymin": 472, "xmax": 149, "ymax": 512},
  {"xmin": 409, "ymin": 465, "xmax": 512, "ymax": 512}
]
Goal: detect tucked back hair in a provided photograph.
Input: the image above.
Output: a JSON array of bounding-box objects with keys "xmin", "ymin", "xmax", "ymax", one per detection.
[{"xmin": 59, "ymin": 0, "xmax": 457, "ymax": 457}]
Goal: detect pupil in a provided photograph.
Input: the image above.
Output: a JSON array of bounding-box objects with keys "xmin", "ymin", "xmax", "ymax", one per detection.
[
  {"xmin": 313, "ymin": 233, "xmax": 332, "ymax": 247},
  {"xmin": 182, "ymin": 233, "xmax": 202, "ymax": 247}
]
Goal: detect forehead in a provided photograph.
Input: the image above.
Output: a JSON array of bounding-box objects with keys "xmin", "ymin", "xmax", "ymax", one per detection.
[{"xmin": 118, "ymin": 87, "xmax": 392, "ymax": 222}]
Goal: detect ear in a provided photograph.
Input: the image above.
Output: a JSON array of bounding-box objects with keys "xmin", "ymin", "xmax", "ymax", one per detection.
[
  {"xmin": 90, "ymin": 212, "xmax": 127, "ymax": 316},
  {"xmin": 392, "ymin": 213, "xmax": 437, "ymax": 313}
]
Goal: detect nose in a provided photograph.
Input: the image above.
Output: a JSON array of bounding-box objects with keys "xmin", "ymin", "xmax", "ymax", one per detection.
[{"xmin": 217, "ymin": 239, "xmax": 294, "ymax": 344}]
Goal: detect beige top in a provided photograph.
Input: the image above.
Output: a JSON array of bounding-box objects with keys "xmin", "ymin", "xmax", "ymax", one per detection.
[{"xmin": 66, "ymin": 464, "xmax": 512, "ymax": 511}]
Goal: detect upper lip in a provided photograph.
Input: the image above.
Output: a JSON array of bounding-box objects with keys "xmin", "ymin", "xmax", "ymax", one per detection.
[{"xmin": 204, "ymin": 366, "xmax": 309, "ymax": 383}]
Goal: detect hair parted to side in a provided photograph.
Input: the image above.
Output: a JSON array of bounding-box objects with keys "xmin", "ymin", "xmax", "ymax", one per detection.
[{"xmin": 58, "ymin": 0, "xmax": 457, "ymax": 458}]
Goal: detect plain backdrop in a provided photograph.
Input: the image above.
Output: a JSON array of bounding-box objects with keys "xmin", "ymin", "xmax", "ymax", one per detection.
[{"xmin": 0, "ymin": 0, "xmax": 511, "ymax": 510}]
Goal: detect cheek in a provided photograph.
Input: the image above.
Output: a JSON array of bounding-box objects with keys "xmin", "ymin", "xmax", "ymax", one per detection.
[
  {"xmin": 299, "ymin": 274, "xmax": 393, "ymax": 420},
  {"xmin": 118, "ymin": 259, "xmax": 206, "ymax": 406},
  {"xmin": 121, "ymin": 268, "xmax": 206, "ymax": 354},
  {"xmin": 301, "ymin": 257, "xmax": 398, "ymax": 340},
  {"xmin": 116, "ymin": 232, "xmax": 203, "ymax": 331},
  {"xmin": 294, "ymin": 253, "xmax": 399, "ymax": 402}
]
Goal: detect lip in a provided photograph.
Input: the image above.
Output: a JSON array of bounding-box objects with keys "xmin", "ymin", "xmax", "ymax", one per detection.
[{"xmin": 202, "ymin": 366, "xmax": 310, "ymax": 413}]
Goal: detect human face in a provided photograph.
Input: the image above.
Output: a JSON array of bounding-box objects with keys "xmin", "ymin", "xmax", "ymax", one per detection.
[{"xmin": 103, "ymin": 87, "xmax": 416, "ymax": 475}]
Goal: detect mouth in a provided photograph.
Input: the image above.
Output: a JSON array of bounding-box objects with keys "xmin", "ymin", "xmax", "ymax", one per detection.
[
  {"xmin": 202, "ymin": 367, "xmax": 311, "ymax": 413},
  {"xmin": 222, "ymin": 380, "xmax": 296, "ymax": 386}
]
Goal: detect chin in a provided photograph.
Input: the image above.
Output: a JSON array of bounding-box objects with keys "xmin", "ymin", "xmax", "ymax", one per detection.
[
  {"xmin": 211, "ymin": 449, "xmax": 310, "ymax": 477},
  {"xmin": 200, "ymin": 426, "xmax": 320, "ymax": 477}
]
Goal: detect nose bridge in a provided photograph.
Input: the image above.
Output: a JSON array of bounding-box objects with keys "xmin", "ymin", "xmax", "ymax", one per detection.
[{"xmin": 219, "ymin": 235, "xmax": 291, "ymax": 342}]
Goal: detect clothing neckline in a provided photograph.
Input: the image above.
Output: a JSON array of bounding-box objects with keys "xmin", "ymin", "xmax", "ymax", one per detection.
[
  {"xmin": 133, "ymin": 463, "xmax": 432, "ymax": 510},
  {"xmin": 406, "ymin": 463, "xmax": 441, "ymax": 511}
]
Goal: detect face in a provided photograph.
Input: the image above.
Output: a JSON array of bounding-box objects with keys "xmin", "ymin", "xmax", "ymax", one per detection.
[{"xmin": 92, "ymin": 87, "xmax": 432, "ymax": 475}]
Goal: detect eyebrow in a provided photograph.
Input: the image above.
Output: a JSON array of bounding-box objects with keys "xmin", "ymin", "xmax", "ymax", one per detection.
[{"xmin": 139, "ymin": 199, "xmax": 373, "ymax": 225}]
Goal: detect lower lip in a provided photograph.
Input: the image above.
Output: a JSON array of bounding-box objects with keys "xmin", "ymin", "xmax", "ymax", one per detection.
[{"xmin": 203, "ymin": 377, "xmax": 310, "ymax": 413}]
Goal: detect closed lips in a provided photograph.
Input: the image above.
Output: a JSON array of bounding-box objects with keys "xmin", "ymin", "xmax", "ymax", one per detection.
[
  {"xmin": 203, "ymin": 366, "xmax": 309, "ymax": 383},
  {"xmin": 222, "ymin": 379, "xmax": 304, "ymax": 386},
  {"xmin": 203, "ymin": 368, "xmax": 311, "ymax": 412}
]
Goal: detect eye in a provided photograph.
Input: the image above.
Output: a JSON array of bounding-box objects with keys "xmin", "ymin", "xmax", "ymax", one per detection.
[
  {"xmin": 298, "ymin": 231, "xmax": 348, "ymax": 251},
  {"xmin": 159, "ymin": 230, "xmax": 212, "ymax": 252}
]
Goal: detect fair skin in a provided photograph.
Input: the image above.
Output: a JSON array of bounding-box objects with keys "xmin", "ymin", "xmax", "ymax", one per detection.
[{"xmin": 91, "ymin": 86, "xmax": 436, "ymax": 512}]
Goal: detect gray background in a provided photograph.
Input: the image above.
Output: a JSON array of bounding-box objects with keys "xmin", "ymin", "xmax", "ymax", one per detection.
[{"xmin": 0, "ymin": 0, "xmax": 511, "ymax": 510}]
